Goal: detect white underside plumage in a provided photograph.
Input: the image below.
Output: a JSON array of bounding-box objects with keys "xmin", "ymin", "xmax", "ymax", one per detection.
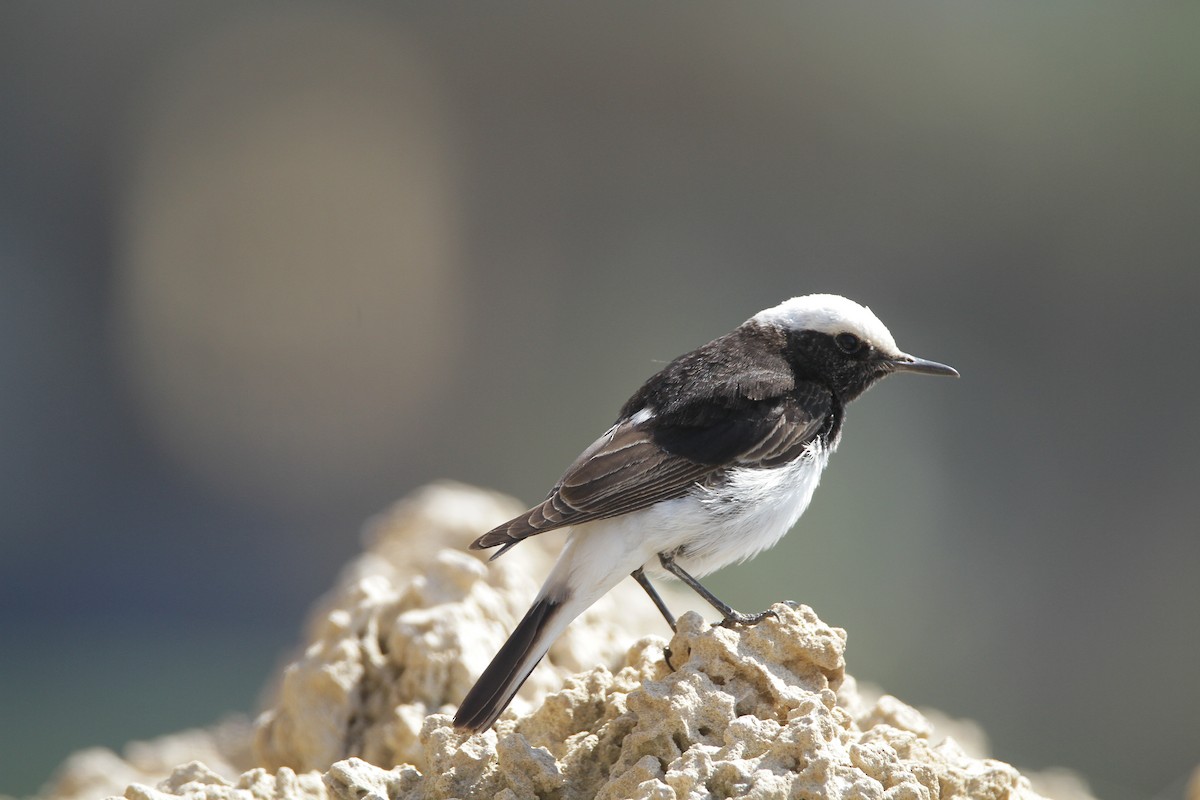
[{"xmin": 542, "ymin": 434, "xmax": 836, "ymax": 608}]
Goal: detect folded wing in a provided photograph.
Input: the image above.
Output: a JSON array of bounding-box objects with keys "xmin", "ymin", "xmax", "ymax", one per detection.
[{"xmin": 470, "ymin": 380, "xmax": 832, "ymax": 556}]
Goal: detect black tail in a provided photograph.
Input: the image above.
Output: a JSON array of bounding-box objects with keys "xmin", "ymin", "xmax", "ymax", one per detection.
[{"xmin": 453, "ymin": 595, "xmax": 564, "ymax": 732}]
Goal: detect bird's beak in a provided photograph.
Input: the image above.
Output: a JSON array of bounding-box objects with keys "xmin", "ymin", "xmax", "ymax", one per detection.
[{"xmin": 889, "ymin": 353, "xmax": 959, "ymax": 378}]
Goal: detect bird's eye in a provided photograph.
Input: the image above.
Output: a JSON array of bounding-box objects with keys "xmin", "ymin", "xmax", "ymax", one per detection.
[{"xmin": 835, "ymin": 332, "xmax": 864, "ymax": 355}]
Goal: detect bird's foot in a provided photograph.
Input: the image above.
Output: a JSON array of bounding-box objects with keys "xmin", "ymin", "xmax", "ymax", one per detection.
[{"xmin": 717, "ymin": 607, "xmax": 779, "ymax": 628}]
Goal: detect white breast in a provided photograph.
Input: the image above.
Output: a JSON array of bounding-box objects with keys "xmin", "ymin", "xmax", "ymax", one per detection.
[
  {"xmin": 598, "ymin": 437, "xmax": 837, "ymax": 580},
  {"xmin": 547, "ymin": 436, "xmax": 838, "ymax": 605},
  {"xmin": 687, "ymin": 440, "xmax": 832, "ymax": 574}
]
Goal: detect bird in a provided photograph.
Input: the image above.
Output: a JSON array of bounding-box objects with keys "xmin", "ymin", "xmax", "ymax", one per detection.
[{"xmin": 452, "ymin": 293, "xmax": 958, "ymax": 732}]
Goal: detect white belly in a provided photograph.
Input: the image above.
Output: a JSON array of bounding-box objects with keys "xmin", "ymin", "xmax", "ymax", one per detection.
[
  {"xmin": 675, "ymin": 439, "xmax": 831, "ymax": 576},
  {"xmin": 546, "ymin": 437, "xmax": 835, "ymax": 605},
  {"xmin": 602, "ymin": 437, "xmax": 835, "ymax": 579}
]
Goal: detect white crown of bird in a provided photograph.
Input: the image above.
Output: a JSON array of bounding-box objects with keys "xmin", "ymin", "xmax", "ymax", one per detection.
[{"xmin": 751, "ymin": 294, "xmax": 900, "ymax": 355}]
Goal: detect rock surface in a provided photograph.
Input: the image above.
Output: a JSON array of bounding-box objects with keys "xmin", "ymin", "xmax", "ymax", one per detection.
[{"xmin": 35, "ymin": 482, "xmax": 1098, "ymax": 800}]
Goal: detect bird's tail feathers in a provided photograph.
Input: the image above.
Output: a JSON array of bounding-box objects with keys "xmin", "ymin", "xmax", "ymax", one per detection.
[
  {"xmin": 452, "ymin": 592, "xmax": 571, "ymax": 732},
  {"xmin": 488, "ymin": 540, "xmax": 518, "ymax": 561},
  {"xmin": 455, "ymin": 523, "xmax": 645, "ymax": 732}
]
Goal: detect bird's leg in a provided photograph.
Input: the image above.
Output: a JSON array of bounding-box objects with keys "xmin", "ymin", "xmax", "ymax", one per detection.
[
  {"xmin": 657, "ymin": 552, "xmax": 778, "ymax": 627},
  {"xmin": 631, "ymin": 567, "xmax": 677, "ymax": 632}
]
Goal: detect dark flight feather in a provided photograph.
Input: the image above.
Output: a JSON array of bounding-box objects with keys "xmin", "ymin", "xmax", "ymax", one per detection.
[
  {"xmin": 452, "ymin": 595, "xmax": 563, "ymax": 731},
  {"xmin": 469, "ymin": 325, "xmax": 836, "ymax": 555}
]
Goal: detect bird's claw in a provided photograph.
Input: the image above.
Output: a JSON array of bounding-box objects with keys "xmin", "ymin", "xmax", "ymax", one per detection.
[{"xmin": 718, "ymin": 607, "xmax": 778, "ymax": 628}]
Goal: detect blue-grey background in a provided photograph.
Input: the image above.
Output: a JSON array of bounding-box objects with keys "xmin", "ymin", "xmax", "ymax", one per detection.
[{"xmin": 2, "ymin": 4, "xmax": 1197, "ymax": 798}]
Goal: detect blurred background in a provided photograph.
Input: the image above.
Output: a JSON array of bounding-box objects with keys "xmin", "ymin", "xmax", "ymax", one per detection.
[{"xmin": 2, "ymin": 3, "xmax": 1198, "ymax": 798}]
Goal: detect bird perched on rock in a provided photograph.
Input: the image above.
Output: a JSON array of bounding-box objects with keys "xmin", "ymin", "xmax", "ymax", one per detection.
[{"xmin": 453, "ymin": 293, "xmax": 957, "ymax": 732}]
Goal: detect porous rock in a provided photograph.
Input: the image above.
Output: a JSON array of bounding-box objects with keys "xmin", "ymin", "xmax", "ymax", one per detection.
[{"xmin": 33, "ymin": 482, "xmax": 1096, "ymax": 800}]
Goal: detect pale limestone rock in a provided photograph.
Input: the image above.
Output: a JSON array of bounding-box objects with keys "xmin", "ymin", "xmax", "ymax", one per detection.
[
  {"xmin": 304, "ymin": 603, "xmax": 1070, "ymax": 800},
  {"xmin": 32, "ymin": 482, "xmax": 1097, "ymax": 800},
  {"xmin": 37, "ymin": 721, "xmax": 252, "ymax": 800},
  {"xmin": 252, "ymin": 482, "xmax": 688, "ymax": 775},
  {"xmin": 123, "ymin": 762, "xmax": 328, "ymax": 800}
]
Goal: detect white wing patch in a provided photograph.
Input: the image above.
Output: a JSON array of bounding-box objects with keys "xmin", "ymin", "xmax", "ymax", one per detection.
[{"xmin": 628, "ymin": 407, "xmax": 655, "ymax": 426}]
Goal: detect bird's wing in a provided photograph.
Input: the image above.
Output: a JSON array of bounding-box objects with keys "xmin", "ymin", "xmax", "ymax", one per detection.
[
  {"xmin": 470, "ymin": 421, "xmax": 710, "ymax": 554},
  {"xmin": 470, "ymin": 381, "xmax": 832, "ymax": 555}
]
